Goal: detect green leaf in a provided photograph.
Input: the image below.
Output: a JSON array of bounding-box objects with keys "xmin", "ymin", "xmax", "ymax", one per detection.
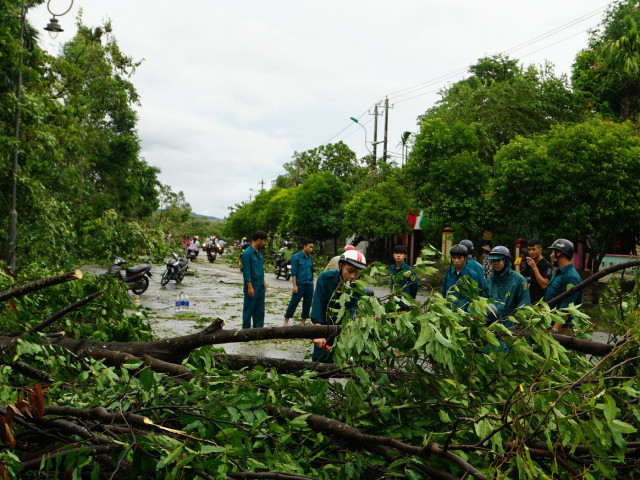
[
  {"xmin": 200, "ymin": 445, "xmax": 227, "ymax": 454},
  {"xmin": 611, "ymin": 419, "xmax": 637, "ymax": 434},
  {"xmin": 139, "ymin": 369, "xmax": 156, "ymax": 392},
  {"xmin": 156, "ymin": 445, "xmax": 183, "ymax": 470},
  {"xmin": 289, "ymin": 414, "xmax": 311, "ymax": 429}
]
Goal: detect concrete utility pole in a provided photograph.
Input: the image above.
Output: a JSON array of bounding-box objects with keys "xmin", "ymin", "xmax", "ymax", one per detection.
[
  {"xmin": 383, "ymin": 97, "xmax": 389, "ymax": 163},
  {"xmin": 260, "ymin": 179, "xmax": 265, "ymax": 191},
  {"xmin": 372, "ymin": 104, "xmax": 379, "ymax": 170}
]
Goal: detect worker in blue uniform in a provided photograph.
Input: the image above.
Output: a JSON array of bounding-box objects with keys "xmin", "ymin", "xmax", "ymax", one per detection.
[
  {"xmin": 544, "ymin": 238, "xmax": 583, "ymax": 336},
  {"xmin": 460, "ymin": 239, "xmax": 485, "ymax": 291},
  {"xmin": 241, "ymin": 230, "xmax": 267, "ymax": 328},
  {"xmin": 484, "ymin": 246, "xmax": 531, "ymax": 327},
  {"xmin": 441, "ymin": 244, "xmax": 483, "ymax": 311},
  {"xmin": 311, "ymin": 249, "xmax": 367, "ymax": 363}
]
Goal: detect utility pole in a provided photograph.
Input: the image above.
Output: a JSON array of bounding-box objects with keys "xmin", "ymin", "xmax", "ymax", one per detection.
[
  {"xmin": 383, "ymin": 97, "xmax": 389, "ymax": 163},
  {"xmin": 260, "ymin": 179, "xmax": 265, "ymax": 191},
  {"xmin": 372, "ymin": 104, "xmax": 379, "ymax": 170}
]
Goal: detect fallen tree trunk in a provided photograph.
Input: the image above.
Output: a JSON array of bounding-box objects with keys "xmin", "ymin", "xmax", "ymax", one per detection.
[{"xmin": 0, "ymin": 269, "xmax": 83, "ymax": 303}]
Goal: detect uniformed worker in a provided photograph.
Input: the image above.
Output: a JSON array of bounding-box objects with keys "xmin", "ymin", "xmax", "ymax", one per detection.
[
  {"xmin": 441, "ymin": 244, "xmax": 483, "ymax": 311},
  {"xmin": 311, "ymin": 249, "xmax": 367, "ymax": 363},
  {"xmin": 241, "ymin": 231, "xmax": 268, "ymax": 329},
  {"xmin": 460, "ymin": 239, "xmax": 485, "ymax": 291},
  {"xmin": 390, "ymin": 245, "xmax": 418, "ymax": 299},
  {"xmin": 283, "ymin": 240, "xmax": 314, "ymax": 327},
  {"xmin": 544, "ymin": 239, "xmax": 583, "ymax": 336},
  {"xmin": 484, "ymin": 246, "xmax": 531, "ymax": 326}
]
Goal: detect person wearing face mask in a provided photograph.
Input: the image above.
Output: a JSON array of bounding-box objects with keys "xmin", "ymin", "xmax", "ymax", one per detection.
[
  {"xmin": 484, "ymin": 246, "xmax": 531, "ymax": 326},
  {"xmin": 544, "ymin": 239, "xmax": 583, "ymax": 336},
  {"xmin": 311, "ymin": 249, "xmax": 367, "ymax": 363}
]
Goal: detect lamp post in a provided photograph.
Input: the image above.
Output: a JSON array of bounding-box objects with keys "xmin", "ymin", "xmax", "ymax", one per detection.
[
  {"xmin": 7, "ymin": 0, "xmax": 73, "ymax": 272},
  {"xmin": 349, "ymin": 117, "xmax": 375, "ymax": 170}
]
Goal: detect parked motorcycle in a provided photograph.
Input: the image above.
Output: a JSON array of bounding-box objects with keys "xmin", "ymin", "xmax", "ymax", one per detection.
[
  {"xmin": 161, "ymin": 252, "xmax": 190, "ymax": 286},
  {"xmin": 274, "ymin": 253, "xmax": 291, "ymax": 280},
  {"xmin": 106, "ymin": 256, "xmax": 152, "ymax": 295}
]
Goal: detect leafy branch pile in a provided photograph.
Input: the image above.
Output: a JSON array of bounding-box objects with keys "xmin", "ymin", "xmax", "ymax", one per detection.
[{"xmin": 0, "ymin": 257, "xmax": 638, "ymax": 479}]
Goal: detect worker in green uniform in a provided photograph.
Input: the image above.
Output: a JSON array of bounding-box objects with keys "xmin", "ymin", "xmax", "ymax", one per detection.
[
  {"xmin": 441, "ymin": 244, "xmax": 483, "ymax": 311},
  {"xmin": 484, "ymin": 246, "xmax": 531, "ymax": 327},
  {"xmin": 460, "ymin": 239, "xmax": 485, "ymax": 291},
  {"xmin": 544, "ymin": 239, "xmax": 583, "ymax": 336},
  {"xmin": 311, "ymin": 249, "xmax": 367, "ymax": 363},
  {"xmin": 241, "ymin": 230, "xmax": 268, "ymax": 328},
  {"xmin": 390, "ymin": 245, "xmax": 418, "ymax": 299}
]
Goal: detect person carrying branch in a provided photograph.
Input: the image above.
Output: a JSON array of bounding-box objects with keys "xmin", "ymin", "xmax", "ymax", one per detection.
[{"xmin": 311, "ymin": 249, "xmax": 367, "ymax": 363}]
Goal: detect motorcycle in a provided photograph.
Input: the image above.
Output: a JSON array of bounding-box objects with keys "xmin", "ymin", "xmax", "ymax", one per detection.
[
  {"xmin": 161, "ymin": 252, "xmax": 190, "ymax": 286},
  {"xmin": 106, "ymin": 256, "xmax": 153, "ymax": 295},
  {"xmin": 274, "ymin": 253, "xmax": 291, "ymax": 280},
  {"xmin": 186, "ymin": 248, "xmax": 199, "ymax": 261},
  {"xmin": 203, "ymin": 242, "xmax": 219, "ymax": 263}
]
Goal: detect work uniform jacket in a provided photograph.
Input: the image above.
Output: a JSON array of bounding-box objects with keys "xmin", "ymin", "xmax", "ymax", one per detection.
[
  {"xmin": 290, "ymin": 251, "xmax": 314, "ymax": 285},
  {"xmin": 466, "ymin": 257, "xmax": 485, "ymax": 290},
  {"xmin": 390, "ymin": 262, "xmax": 418, "ymax": 299},
  {"xmin": 484, "ymin": 263, "xmax": 531, "ymax": 323},
  {"xmin": 441, "ymin": 263, "xmax": 483, "ymax": 311},
  {"xmin": 544, "ymin": 263, "xmax": 582, "ymax": 327},
  {"xmin": 310, "ymin": 270, "xmax": 359, "ymax": 363}
]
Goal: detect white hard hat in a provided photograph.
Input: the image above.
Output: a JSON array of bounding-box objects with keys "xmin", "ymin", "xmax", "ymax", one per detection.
[{"xmin": 339, "ymin": 250, "xmax": 367, "ymax": 269}]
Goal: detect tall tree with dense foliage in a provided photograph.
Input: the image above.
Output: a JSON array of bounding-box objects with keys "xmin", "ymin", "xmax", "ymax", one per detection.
[
  {"xmin": 572, "ymin": 0, "xmax": 640, "ymax": 120},
  {"xmin": 343, "ymin": 178, "xmax": 410, "ymax": 238},
  {"xmin": 492, "ymin": 118, "xmax": 640, "ymax": 268},
  {"xmin": 421, "ymin": 55, "xmax": 581, "ymax": 162},
  {"xmin": 290, "ymin": 172, "xmax": 345, "ymax": 244},
  {"xmin": 404, "ymin": 119, "xmax": 489, "ymax": 237}
]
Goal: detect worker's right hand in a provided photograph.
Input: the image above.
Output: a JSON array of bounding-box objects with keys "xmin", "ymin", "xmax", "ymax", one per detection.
[
  {"xmin": 312, "ymin": 338, "xmax": 327, "ymax": 348},
  {"xmin": 247, "ymin": 285, "xmax": 255, "ymax": 297}
]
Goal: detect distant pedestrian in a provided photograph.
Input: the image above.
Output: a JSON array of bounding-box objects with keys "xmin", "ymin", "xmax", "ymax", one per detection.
[
  {"xmin": 182, "ymin": 236, "xmax": 190, "ymax": 255},
  {"xmin": 241, "ymin": 231, "xmax": 268, "ymax": 329},
  {"xmin": 284, "ymin": 240, "xmax": 314, "ymax": 326},
  {"xmin": 545, "ymin": 239, "xmax": 583, "ymax": 336},
  {"xmin": 166, "ymin": 234, "xmax": 172, "ymax": 246}
]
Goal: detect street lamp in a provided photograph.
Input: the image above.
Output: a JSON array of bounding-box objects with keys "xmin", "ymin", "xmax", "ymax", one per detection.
[
  {"xmin": 44, "ymin": 0, "xmax": 74, "ymax": 39},
  {"xmin": 350, "ymin": 116, "xmax": 374, "ymax": 169},
  {"xmin": 8, "ymin": 0, "xmax": 74, "ymax": 272}
]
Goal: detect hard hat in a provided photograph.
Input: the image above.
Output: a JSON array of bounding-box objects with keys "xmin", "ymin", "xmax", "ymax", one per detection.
[
  {"xmin": 344, "ymin": 245, "xmax": 356, "ymax": 251},
  {"xmin": 548, "ymin": 239, "xmax": 574, "ymax": 259},
  {"xmin": 460, "ymin": 239, "xmax": 474, "ymax": 254},
  {"xmin": 339, "ymin": 250, "xmax": 367, "ymax": 269},
  {"xmin": 449, "ymin": 244, "xmax": 469, "ymax": 257}
]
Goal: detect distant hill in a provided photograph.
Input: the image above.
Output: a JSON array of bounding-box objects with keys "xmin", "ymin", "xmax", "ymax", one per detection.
[{"xmin": 191, "ymin": 212, "xmax": 221, "ymax": 221}]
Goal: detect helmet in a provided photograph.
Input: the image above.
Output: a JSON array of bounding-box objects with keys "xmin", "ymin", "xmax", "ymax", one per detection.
[
  {"xmin": 242, "ymin": 237, "xmax": 247, "ymax": 241},
  {"xmin": 344, "ymin": 245, "xmax": 356, "ymax": 251},
  {"xmin": 460, "ymin": 239, "xmax": 474, "ymax": 255},
  {"xmin": 213, "ymin": 236, "xmax": 217, "ymax": 240},
  {"xmin": 449, "ymin": 244, "xmax": 469, "ymax": 257},
  {"xmin": 488, "ymin": 246, "xmax": 511, "ymax": 260},
  {"xmin": 548, "ymin": 239, "xmax": 574, "ymax": 259},
  {"xmin": 339, "ymin": 250, "xmax": 367, "ymax": 269},
  {"xmin": 194, "ymin": 236, "xmax": 198, "ymax": 240}
]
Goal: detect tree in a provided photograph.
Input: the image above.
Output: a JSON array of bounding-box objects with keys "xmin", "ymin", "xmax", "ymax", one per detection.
[
  {"xmin": 290, "ymin": 172, "xmax": 345, "ymax": 243},
  {"xmin": 603, "ymin": 15, "xmax": 640, "ymax": 119},
  {"xmin": 283, "ymin": 142, "xmax": 363, "ymax": 187},
  {"xmin": 404, "ymin": 119, "xmax": 489, "ymax": 237},
  {"xmin": 572, "ymin": 0, "xmax": 640, "ymax": 120},
  {"xmin": 421, "ymin": 55, "xmax": 581, "ymax": 162},
  {"xmin": 492, "ymin": 118, "xmax": 640, "ymax": 269},
  {"xmin": 343, "ymin": 178, "xmax": 410, "ymax": 239}
]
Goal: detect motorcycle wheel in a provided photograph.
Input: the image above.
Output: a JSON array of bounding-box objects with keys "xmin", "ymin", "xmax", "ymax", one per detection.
[
  {"xmin": 131, "ymin": 276, "xmax": 149, "ymax": 295},
  {"xmin": 284, "ymin": 270, "xmax": 291, "ymax": 281},
  {"xmin": 208, "ymin": 253, "xmax": 216, "ymax": 263},
  {"xmin": 160, "ymin": 269, "xmax": 172, "ymax": 286}
]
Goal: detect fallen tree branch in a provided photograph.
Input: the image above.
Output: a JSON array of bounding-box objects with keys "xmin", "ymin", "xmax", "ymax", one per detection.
[
  {"xmin": 213, "ymin": 354, "xmax": 348, "ymax": 377},
  {"xmin": 266, "ymin": 406, "xmax": 487, "ymax": 480},
  {"xmin": 28, "ymin": 291, "xmax": 103, "ymax": 335},
  {"xmin": 0, "ymin": 269, "xmax": 83, "ymax": 303}
]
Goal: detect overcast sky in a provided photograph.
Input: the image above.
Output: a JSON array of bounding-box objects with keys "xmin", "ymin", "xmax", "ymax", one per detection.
[{"xmin": 29, "ymin": 1, "xmax": 611, "ymax": 218}]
